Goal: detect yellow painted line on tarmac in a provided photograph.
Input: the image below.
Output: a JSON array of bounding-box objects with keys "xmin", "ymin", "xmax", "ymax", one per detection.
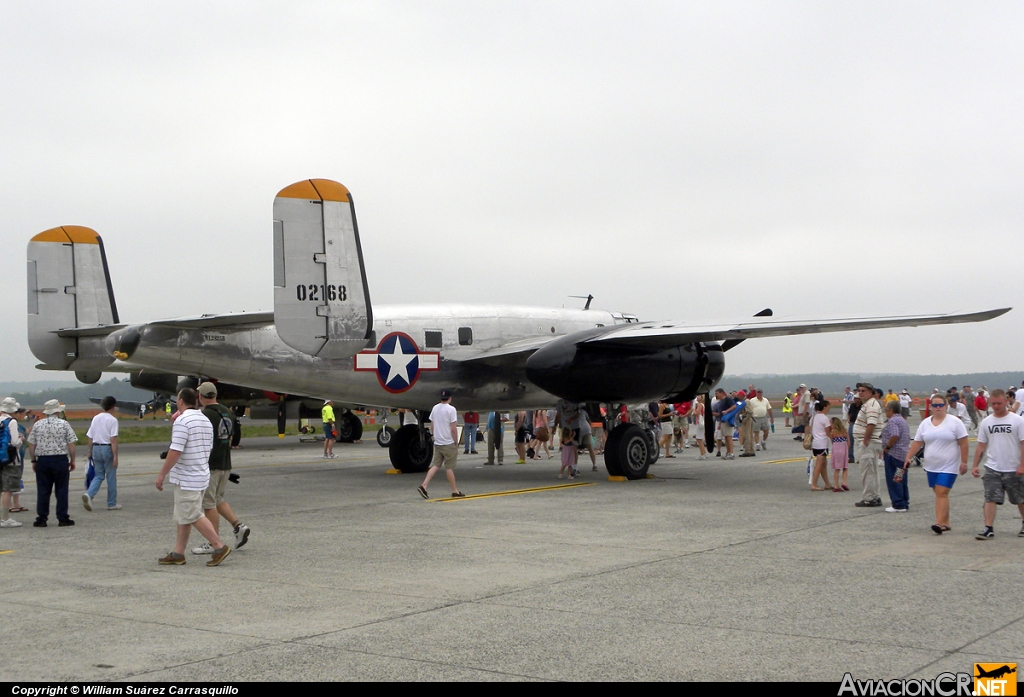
[
  {"xmin": 428, "ymin": 482, "xmax": 594, "ymax": 502},
  {"xmin": 762, "ymin": 457, "xmax": 808, "ymax": 465},
  {"xmin": 0, "ymin": 550, "xmax": 13, "ymax": 555}
]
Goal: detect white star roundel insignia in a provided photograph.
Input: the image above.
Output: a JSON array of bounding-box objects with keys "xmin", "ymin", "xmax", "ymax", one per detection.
[{"xmin": 354, "ymin": 332, "xmax": 440, "ymax": 393}]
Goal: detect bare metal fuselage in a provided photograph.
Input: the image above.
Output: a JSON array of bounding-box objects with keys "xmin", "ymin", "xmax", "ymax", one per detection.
[{"xmin": 112, "ymin": 304, "xmax": 629, "ymax": 411}]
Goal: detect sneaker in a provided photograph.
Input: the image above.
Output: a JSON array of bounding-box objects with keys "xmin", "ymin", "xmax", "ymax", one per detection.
[
  {"xmin": 206, "ymin": 546, "xmax": 231, "ymax": 566},
  {"xmin": 855, "ymin": 500, "xmax": 882, "ymax": 508},
  {"xmin": 158, "ymin": 552, "xmax": 186, "ymax": 565},
  {"xmin": 417, "ymin": 485, "xmax": 429, "ymax": 500},
  {"xmin": 0, "ymin": 518, "xmax": 23, "ymax": 527},
  {"xmin": 976, "ymin": 527, "xmax": 994, "ymax": 540},
  {"xmin": 761, "ymin": 442, "xmax": 767, "ymax": 451},
  {"xmin": 885, "ymin": 507, "xmax": 908, "ymax": 513},
  {"xmin": 233, "ymin": 523, "xmax": 251, "ymax": 549},
  {"xmin": 715, "ymin": 451, "xmax": 721, "ymax": 457},
  {"xmin": 515, "ymin": 459, "xmax": 526, "ymax": 464},
  {"xmin": 725, "ymin": 453, "xmax": 736, "ymax": 460},
  {"xmin": 755, "ymin": 443, "xmax": 761, "ymax": 451},
  {"xmin": 107, "ymin": 504, "xmax": 122, "ymax": 510},
  {"xmin": 450, "ymin": 491, "xmax": 466, "ymax": 498},
  {"xmin": 58, "ymin": 519, "xmax": 75, "ymax": 526},
  {"xmin": 82, "ymin": 494, "xmax": 93, "ymax": 512},
  {"xmin": 592, "ymin": 465, "xmax": 598, "ymax": 472},
  {"xmin": 192, "ymin": 542, "xmax": 215, "ymax": 555},
  {"xmin": 1019, "ymin": 522, "xmax": 1024, "ymax": 538},
  {"xmin": 33, "ymin": 519, "xmax": 47, "ymax": 528}
]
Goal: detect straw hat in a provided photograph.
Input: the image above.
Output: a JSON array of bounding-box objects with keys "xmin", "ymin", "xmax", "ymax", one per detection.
[{"xmin": 42, "ymin": 399, "xmax": 66, "ymax": 415}]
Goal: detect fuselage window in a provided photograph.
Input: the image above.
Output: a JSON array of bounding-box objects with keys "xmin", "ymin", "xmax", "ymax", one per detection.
[
  {"xmin": 458, "ymin": 327, "xmax": 473, "ymax": 346},
  {"xmin": 425, "ymin": 330, "xmax": 442, "ymax": 349}
]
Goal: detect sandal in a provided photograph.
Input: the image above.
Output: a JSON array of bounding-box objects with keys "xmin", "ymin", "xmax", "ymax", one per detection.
[
  {"xmin": 931, "ymin": 524, "xmax": 951, "ymax": 535},
  {"xmin": 9, "ymin": 507, "xmax": 28, "ymax": 513}
]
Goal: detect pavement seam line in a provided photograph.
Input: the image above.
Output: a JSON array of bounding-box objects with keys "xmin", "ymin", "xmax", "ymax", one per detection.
[{"xmin": 898, "ymin": 614, "xmax": 1024, "ymax": 679}]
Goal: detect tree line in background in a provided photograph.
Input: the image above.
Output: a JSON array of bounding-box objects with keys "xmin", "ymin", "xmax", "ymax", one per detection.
[{"xmin": 726, "ymin": 372, "xmax": 1024, "ymax": 396}]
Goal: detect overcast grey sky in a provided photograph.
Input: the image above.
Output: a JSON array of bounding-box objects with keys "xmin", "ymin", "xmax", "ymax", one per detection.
[{"xmin": 2, "ymin": 1, "xmax": 1021, "ymax": 383}]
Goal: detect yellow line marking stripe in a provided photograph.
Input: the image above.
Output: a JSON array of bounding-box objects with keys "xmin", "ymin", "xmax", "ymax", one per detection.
[
  {"xmin": 763, "ymin": 457, "xmax": 809, "ymax": 464},
  {"xmin": 0, "ymin": 550, "xmax": 13, "ymax": 555},
  {"xmin": 428, "ymin": 482, "xmax": 594, "ymax": 502}
]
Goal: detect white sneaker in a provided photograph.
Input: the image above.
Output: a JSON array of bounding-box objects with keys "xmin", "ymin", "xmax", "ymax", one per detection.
[
  {"xmin": 107, "ymin": 504, "xmax": 122, "ymax": 510},
  {"xmin": 192, "ymin": 542, "xmax": 215, "ymax": 555},
  {"xmin": 82, "ymin": 494, "xmax": 93, "ymax": 512},
  {"xmin": 1, "ymin": 518, "xmax": 23, "ymax": 527},
  {"xmin": 885, "ymin": 507, "xmax": 908, "ymax": 513},
  {"xmin": 233, "ymin": 522, "xmax": 251, "ymax": 549},
  {"xmin": 755, "ymin": 443, "xmax": 761, "ymax": 451}
]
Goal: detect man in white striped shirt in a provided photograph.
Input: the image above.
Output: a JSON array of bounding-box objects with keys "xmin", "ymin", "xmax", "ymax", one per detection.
[{"xmin": 155, "ymin": 388, "xmax": 230, "ymax": 566}]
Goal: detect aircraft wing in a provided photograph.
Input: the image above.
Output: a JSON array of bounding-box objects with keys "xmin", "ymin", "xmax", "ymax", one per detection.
[
  {"xmin": 455, "ymin": 336, "xmax": 563, "ymax": 366},
  {"xmin": 585, "ymin": 308, "xmax": 1011, "ymax": 349}
]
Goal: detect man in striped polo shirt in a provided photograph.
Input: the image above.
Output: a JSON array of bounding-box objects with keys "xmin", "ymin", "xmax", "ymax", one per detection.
[{"xmin": 155, "ymin": 388, "xmax": 230, "ymax": 566}]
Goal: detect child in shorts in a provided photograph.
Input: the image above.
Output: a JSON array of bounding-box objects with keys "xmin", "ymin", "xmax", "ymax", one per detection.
[{"xmin": 559, "ymin": 428, "xmax": 577, "ymax": 479}]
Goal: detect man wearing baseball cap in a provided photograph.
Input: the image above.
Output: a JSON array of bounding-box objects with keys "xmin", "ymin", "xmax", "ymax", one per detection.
[
  {"xmin": 417, "ymin": 389, "xmax": 464, "ymax": 499},
  {"xmin": 27, "ymin": 399, "xmax": 78, "ymax": 527},
  {"xmin": 191, "ymin": 382, "xmax": 251, "ymax": 555}
]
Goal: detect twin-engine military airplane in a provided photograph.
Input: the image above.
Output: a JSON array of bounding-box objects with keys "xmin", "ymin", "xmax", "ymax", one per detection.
[{"xmin": 26, "ymin": 178, "xmax": 1010, "ymax": 479}]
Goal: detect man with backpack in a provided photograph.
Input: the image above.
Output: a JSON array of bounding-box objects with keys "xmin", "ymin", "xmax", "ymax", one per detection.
[
  {"xmin": 1, "ymin": 398, "xmax": 25, "ymax": 527},
  {"xmin": 191, "ymin": 383, "xmax": 251, "ymax": 555}
]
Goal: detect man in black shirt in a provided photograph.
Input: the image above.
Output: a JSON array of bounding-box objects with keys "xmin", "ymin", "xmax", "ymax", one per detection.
[{"xmin": 192, "ymin": 383, "xmax": 251, "ymax": 555}]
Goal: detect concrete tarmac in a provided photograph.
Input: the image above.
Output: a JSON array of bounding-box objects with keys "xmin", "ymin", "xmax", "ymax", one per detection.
[{"xmin": 2, "ymin": 428, "xmax": 1022, "ymax": 681}]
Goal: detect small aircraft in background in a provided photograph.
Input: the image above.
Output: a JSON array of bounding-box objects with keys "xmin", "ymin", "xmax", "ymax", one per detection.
[{"xmin": 27, "ymin": 179, "xmax": 1010, "ymax": 479}]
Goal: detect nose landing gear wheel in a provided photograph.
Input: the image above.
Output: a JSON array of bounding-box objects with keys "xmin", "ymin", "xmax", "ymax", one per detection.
[
  {"xmin": 389, "ymin": 424, "xmax": 434, "ymax": 473},
  {"xmin": 377, "ymin": 426, "xmax": 396, "ymax": 448}
]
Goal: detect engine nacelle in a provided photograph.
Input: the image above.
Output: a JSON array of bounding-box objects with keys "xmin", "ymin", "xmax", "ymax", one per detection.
[
  {"xmin": 525, "ymin": 328, "xmax": 724, "ymax": 403},
  {"xmin": 129, "ymin": 369, "xmax": 180, "ymax": 395}
]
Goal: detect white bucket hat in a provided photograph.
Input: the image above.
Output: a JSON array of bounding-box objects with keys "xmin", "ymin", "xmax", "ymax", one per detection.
[
  {"xmin": 0, "ymin": 397, "xmax": 20, "ymax": 414},
  {"xmin": 42, "ymin": 399, "xmax": 66, "ymax": 415}
]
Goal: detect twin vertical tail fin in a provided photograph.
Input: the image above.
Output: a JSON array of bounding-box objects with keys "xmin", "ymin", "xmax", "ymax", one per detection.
[
  {"xmin": 272, "ymin": 179, "xmax": 373, "ymax": 360},
  {"xmin": 26, "ymin": 226, "xmax": 120, "ymax": 375}
]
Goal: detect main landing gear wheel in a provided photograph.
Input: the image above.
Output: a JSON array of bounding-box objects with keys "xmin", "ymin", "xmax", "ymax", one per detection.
[
  {"xmin": 608, "ymin": 423, "xmax": 652, "ymax": 480},
  {"xmin": 376, "ymin": 426, "xmax": 396, "ymax": 448},
  {"xmin": 645, "ymin": 428, "xmax": 659, "ymax": 466},
  {"xmin": 389, "ymin": 424, "xmax": 434, "ymax": 473},
  {"xmin": 335, "ymin": 412, "xmax": 363, "ymax": 443}
]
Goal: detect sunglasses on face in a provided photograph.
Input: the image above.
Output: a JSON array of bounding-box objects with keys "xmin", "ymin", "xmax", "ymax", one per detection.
[{"xmin": 930, "ymin": 403, "xmax": 946, "ymax": 408}]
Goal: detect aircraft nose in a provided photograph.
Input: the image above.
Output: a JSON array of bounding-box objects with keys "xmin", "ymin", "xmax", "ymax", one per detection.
[{"xmin": 106, "ymin": 326, "xmax": 141, "ymax": 361}]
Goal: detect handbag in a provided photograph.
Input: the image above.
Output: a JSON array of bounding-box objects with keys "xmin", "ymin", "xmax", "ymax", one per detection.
[
  {"xmin": 802, "ymin": 431, "xmax": 813, "ymax": 450},
  {"xmin": 85, "ymin": 457, "xmax": 96, "ymax": 489}
]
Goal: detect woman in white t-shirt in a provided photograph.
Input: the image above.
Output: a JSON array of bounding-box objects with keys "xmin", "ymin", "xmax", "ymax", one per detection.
[
  {"xmin": 904, "ymin": 394, "xmax": 969, "ymax": 534},
  {"xmin": 809, "ymin": 400, "xmax": 833, "ymax": 491}
]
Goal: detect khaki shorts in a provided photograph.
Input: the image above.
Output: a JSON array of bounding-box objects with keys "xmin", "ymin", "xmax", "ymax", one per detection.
[
  {"xmin": 432, "ymin": 443, "xmax": 459, "ymax": 470},
  {"xmin": 719, "ymin": 423, "xmax": 733, "ymax": 440},
  {"xmin": 1, "ymin": 463, "xmax": 23, "ymax": 492},
  {"xmin": 203, "ymin": 470, "xmax": 230, "ymax": 510},
  {"xmin": 172, "ymin": 484, "xmax": 205, "ymax": 525}
]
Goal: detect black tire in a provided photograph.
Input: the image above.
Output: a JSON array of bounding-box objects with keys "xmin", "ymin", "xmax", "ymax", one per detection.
[
  {"xmin": 335, "ymin": 412, "xmax": 364, "ymax": 443},
  {"xmin": 376, "ymin": 426, "xmax": 395, "ymax": 448},
  {"xmin": 603, "ymin": 424, "xmax": 626, "ymax": 476},
  {"xmin": 614, "ymin": 424, "xmax": 652, "ymax": 480},
  {"xmin": 389, "ymin": 424, "xmax": 434, "ymax": 473},
  {"xmin": 646, "ymin": 428, "xmax": 659, "ymax": 466}
]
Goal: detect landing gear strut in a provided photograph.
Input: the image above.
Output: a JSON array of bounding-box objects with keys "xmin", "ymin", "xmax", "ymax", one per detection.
[{"xmin": 388, "ymin": 411, "xmax": 433, "ymax": 473}]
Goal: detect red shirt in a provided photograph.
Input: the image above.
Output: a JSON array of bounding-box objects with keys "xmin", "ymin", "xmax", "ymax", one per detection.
[
  {"xmin": 463, "ymin": 411, "xmax": 479, "ymax": 425},
  {"xmin": 673, "ymin": 402, "xmax": 692, "ymax": 417},
  {"xmin": 975, "ymin": 395, "xmax": 988, "ymax": 411}
]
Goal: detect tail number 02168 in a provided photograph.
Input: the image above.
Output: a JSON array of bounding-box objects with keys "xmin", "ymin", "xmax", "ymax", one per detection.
[{"xmin": 296, "ymin": 284, "xmax": 346, "ymax": 302}]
